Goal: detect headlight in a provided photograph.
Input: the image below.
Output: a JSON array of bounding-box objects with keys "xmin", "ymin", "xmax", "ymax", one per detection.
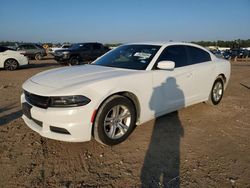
[
  {"xmin": 50, "ymin": 95, "xmax": 91, "ymax": 107},
  {"xmin": 62, "ymin": 51, "xmax": 69, "ymax": 55}
]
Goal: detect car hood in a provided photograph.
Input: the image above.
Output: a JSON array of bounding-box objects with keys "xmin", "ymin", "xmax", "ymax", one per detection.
[{"xmin": 30, "ymin": 65, "xmax": 138, "ymax": 89}]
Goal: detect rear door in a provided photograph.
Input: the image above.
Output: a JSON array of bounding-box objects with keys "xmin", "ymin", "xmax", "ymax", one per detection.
[
  {"xmin": 79, "ymin": 44, "xmax": 93, "ymax": 62},
  {"xmin": 151, "ymin": 45, "xmax": 195, "ymax": 115},
  {"xmin": 186, "ymin": 46, "xmax": 216, "ymax": 101},
  {"xmin": 92, "ymin": 43, "xmax": 104, "ymax": 60}
]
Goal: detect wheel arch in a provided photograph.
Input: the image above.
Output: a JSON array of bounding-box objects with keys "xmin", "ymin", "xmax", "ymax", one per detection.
[
  {"xmin": 217, "ymin": 73, "xmax": 226, "ymax": 84},
  {"xmin": 92, "ymin": 91, "xmax": 141, "ymax": 128},
  {"xmin": 117, "ymin": 91, "xmax": 141, "ymax": 124}
]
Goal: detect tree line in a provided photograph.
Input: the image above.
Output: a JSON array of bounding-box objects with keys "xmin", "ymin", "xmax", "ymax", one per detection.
[
  {"xmin": 191, "ymin": 39, "xmax": 250, "ymax": 48},
  {"xmin": 1, "ymin": 39, "xmax": 250, "ymax": 48}
]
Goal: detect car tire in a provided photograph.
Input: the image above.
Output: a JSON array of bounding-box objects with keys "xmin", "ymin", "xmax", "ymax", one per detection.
[
  {"xmin": 69, "ymin": 57, "xmax": 80, "ymax": 65},
  {"xmin": 4, "ymin": 59, "xmax": 19, "ymax": 71},
  {"xmin": 208, "ymin": 78, "xmax": 224, "ymax": 105},
  {"xmin": 93, "ymin": 95, "xmax": 136, "ymax": 145},
  {"xmin": 35, "ymin": 53, "xmax": 42, "ymax": 60}
]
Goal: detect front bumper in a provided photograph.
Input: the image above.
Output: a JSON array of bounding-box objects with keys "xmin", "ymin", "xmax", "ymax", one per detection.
[
  {"xmin": 21, "ymin": 93, "xmax": 93, "ymax": 142},
  {"xmin": 54, "ymin": 54, "xmax": 70, "ymax": 62}
]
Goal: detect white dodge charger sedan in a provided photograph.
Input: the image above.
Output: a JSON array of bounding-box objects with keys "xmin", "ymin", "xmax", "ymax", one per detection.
[{"xmin": 21, "ymin": 42, "xmax": 231, "ymax": 145}]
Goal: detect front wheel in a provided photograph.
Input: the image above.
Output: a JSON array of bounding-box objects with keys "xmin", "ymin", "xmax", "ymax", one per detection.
[
  {"xmin": 35, "ymin": 53, "xmax": 42, "ymax": 60},
  {"xmin": 209, "ymin": 78, "xmax": 224, "ymax": 105},
  {"xmin": 93, "ymin": 95, "xmax": 136, "ymax": 145}
]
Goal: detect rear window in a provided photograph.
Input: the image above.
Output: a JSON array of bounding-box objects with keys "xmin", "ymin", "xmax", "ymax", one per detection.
[
  {"xmin": 187, "ymin": 46, "xmax": 211, "ymax": 64},
  {"xmin": 0, "ymin": 46, "xmax": 13, "ymax": 52}
]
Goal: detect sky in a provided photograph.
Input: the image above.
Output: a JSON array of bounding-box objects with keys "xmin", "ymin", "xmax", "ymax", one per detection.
[{"xmin": 0, "ymin": 0, "xmax": 250, "ymax": 43}]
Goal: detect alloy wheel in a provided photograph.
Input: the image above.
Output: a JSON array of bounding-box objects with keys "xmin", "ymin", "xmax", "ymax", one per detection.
[
  {"xmin": 104, "ymin": 105, "xmax": 131, "ymax": 139},
  {"xmin": 212, "ymin": 81, "xmax": 223, "ymax": 102},
  {"xmin": 5, "ymin": 59, "xmax": 18, "ymax": 70}
]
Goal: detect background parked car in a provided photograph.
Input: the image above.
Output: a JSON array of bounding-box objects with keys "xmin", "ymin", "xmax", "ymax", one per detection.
[
  {"xmin": 230, "ymin": 48, "xmax": 249, "ymax": 59},
  {"xmin": 209, "ymin": 49, "xmax": 224, "ymax": 59},
  {"xmin": 0, "ymin": 46, "xmax": 29, "ymax": 70},
  {"xmin": 48, "ymin": 44, "xmax": 72, "ymax": 56},
  {"xmin": 54, "ymin": 42, "xmax": 110, "ymax": 65},
  {"xmin": 221, "ymin": 50, "xmax": 232, "ymax": 59},
  {"xmin": 17, "ymin": 44, "xmax": 47, "ymax": 60}
]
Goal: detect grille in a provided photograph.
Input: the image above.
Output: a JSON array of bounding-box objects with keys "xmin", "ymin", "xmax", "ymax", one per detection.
[{"xmin": 24, "ymin": 90, "xmax": 50, "ymax": 109}]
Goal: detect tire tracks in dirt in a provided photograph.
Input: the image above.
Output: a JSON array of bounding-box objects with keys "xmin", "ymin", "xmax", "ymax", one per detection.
[{"xmin": 40, "ymin": 137, "xmax": 48, "ymax": 187}]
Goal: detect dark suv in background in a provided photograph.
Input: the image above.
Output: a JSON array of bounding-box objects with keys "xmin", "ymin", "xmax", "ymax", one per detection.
[
  {"xmin": 54, "ymin": 42, "xmax": 110, "ymax": 65},
  {"xmin": 17, "ymin": 44, "xmax": 47, "ymax": 60}
]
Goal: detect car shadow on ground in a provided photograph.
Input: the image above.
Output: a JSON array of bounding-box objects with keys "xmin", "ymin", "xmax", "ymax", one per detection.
[
  {"xmin": 0, "ymin": 104, "xmax": 22, "ymax": 126},
  {"xmin": 141, "ymin": 77, "xmax": 184, "ymax": 187}
]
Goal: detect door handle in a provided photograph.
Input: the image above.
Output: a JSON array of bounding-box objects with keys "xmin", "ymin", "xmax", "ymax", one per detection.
[{"xmin": 187, "ymin": 73, "xmax": 193, "ymax": 77}]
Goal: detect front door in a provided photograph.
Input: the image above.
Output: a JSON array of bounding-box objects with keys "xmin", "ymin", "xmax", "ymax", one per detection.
[{"xmin": 150, "ymin": 45, "xmax": 195, "ymax": 116}]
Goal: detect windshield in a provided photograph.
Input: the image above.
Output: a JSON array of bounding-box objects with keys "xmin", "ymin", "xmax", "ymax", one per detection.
[{"xmin": 93, "ymin": 44, "xmax": 160, "ymax": 70}]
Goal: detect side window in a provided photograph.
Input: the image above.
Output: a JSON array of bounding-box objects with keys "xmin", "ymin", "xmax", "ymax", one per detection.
[
  {"xmin": 18, "ymin": 45, "xmax": 26, "ymax": 50},
  {"xmin": 157, "ymin": 45, "xmax": 188, "ymax": 68},
  {"xmin": 80, "ymin": 44, "xmax": 92, "ymax": 51},
  {"xmin": 0, "ymin": 47, "xmax": 4, "ymax": 52},
  {"xmin": 93, "ymin": 43, "xmax": 102, "ymax": 50},
  {"xmin": 28, "ymin": 45, "xmax": 36, "ymax": 49},
  {"xmin": 21, "ymin": 45, "xmax": 33, "ymax": 49},
  {"xmin": 187, "ymin": 46, "xmax": 211, "ymax": 64}
]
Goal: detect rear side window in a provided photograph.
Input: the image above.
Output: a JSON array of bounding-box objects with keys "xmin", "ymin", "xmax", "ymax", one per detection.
[
  {"xmin": 20, "ymin": 45, "xmax": 34, "ymax": 49},
  {"xmin": 187, "ymin": 46, "xmax": 211, "ymax": 64},
  {"xmin": 28, "ymin": 45, "xmax": 36, "ymax": 49},
  {"xmin": 0, "ymin": 47, "xmax": 6, "ymax": 52},
  {"xmin": 18, "ymin": 45, "xmax": 26, "ymax": 50},
  {"xmin": 93, "ymin": 43, "xmax": 102, "ymax": 50},
  {"xmin": 0, "ymin": 46, "xmax": 12, "ymax": 52},
  {"xmin": 157, "ymin": 45, "xmax": 188, "ymax": 68}
]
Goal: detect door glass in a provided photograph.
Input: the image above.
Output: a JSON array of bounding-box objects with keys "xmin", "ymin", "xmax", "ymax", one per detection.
[
  {"xmin": 93, "ymin": 44, "xmax": 102, "ymax": 50},
  {"xmin": 157, "ymin": 45, "xmax": 188, "ymax": 68},
  {"xmin": 186, "ymin": 46, "xmax": 211, "ymax": 64}
]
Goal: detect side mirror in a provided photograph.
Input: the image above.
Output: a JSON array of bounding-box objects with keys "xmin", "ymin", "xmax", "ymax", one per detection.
[{"xmin": 157, "ymin": 61, "xmax": 175, "ymax": 70}]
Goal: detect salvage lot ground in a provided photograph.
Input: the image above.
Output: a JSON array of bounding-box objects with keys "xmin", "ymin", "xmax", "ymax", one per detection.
[{"xmin": 0, "ymin": 56, "xmax": 250, "ymax": 187}]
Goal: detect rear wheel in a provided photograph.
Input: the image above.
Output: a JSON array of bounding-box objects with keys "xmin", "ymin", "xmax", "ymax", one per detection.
[
  {"xmin": 209, "ymin": 78, "xmax": 224, "ymax": 105},
  {"xmin": 93, "ymin": 95, "xmax": 136, "ymax": 145},
  {"xmin": 69, "ymin": 56, "xmax": 80, "ymax": 65},
  {"xmin": 4, "ymin": 59, "xmax": 18, "ymax": 71}
]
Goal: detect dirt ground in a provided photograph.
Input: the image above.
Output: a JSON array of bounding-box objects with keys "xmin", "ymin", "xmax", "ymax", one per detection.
[{"xmin": 0, "ymin": 56, "xmax": 249, "ymax": 188}]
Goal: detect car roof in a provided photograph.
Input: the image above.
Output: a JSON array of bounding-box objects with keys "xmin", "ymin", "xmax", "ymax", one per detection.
[
  {"xmin": 126, "ymin": 41, "xmax": 204, "ymax": 47},
  {"xmin": 126, "ymin": 41, "xmax": 212, "ymax": 53},
  {"xmin": 76, "ymin": 42, "xmax": 102, "ymax": 45}
]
